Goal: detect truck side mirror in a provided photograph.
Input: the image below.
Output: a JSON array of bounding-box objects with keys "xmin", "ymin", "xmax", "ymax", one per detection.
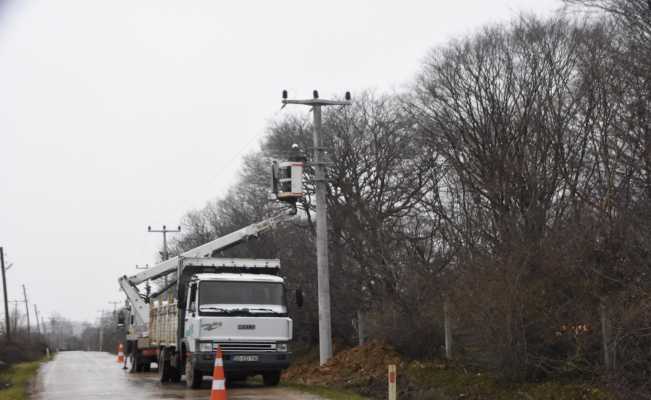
[{"xmin": 295, "ymin": 289, "xmax": 304, "ymax": 308}]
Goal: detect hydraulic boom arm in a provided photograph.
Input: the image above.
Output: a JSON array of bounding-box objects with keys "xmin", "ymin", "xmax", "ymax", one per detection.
[{"xmin": 126, "ymin": 207, "xmax": 295, "ymax": 285}]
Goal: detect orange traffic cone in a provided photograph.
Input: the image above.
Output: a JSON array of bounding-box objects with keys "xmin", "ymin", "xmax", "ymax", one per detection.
[
  {"xmin": 117, "ymin": 343, "xmax": 125, "ymax": 364},
  {"xmin": 210, "ymin": 345, "xmax": 227, "ymax": 400}
]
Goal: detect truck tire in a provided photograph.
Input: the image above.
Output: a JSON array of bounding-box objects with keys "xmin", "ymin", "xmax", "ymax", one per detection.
[
  {"xmin": 169, "ymin": 349, "xmax": 182, "ymax": 383},
  {"xmin": 262, "ymin": 371, "xmax": 281, "ymax": 386},
  {"xmin": 169, "ymin": 366, "xmax": 181, "ymax": 383},
  {"xmin": 185, "ymin": 357, "xmax": 203, "ymax": 388},
  {"xmin": 129, "ymin": 353, "xmax": 139, "ymax": 373},
  {"xmin": 158, "ymin": 350, "xmax": 170, "ymax": 382}
]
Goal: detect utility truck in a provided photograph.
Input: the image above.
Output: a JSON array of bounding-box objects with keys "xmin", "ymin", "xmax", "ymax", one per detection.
[{"xmin": 118, "ymin": 155, "xmax": 305, "ymax": 388}]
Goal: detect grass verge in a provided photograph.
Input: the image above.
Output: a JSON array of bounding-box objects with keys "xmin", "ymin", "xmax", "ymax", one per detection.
[
  {"xmin": 405, "ymin": 361, "xmax": 616, "ymax": 400},
  {"xmin": 0, "ymin": 357, "xmax": 49, "ymax": 400},
  {"xmin": 283, "ymin": 381, "xmax": 368, "ymax": 400}
]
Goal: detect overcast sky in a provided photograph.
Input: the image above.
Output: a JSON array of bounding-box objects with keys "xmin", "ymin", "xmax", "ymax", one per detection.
[{"xmin": 0, "ymin": 0, "xmax": 561, "ymax": 323}]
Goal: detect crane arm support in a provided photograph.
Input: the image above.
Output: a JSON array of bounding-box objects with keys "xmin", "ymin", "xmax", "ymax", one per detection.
[{"xmin": 118, "ymin": 276, "xmax": 150, "ymax": 327}]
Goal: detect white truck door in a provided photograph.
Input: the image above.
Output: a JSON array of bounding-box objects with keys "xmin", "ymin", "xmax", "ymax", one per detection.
[{"xmin": 184, "ymin": 283, "xmax": 198, "ymax": 350}]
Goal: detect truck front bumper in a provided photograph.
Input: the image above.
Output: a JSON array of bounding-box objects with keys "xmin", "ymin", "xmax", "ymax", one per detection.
[{"xmin": 191, "ymin": 351, "xmax": 291, "ymax": 374}]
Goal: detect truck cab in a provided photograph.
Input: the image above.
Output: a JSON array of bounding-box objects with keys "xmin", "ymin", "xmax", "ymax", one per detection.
[{"xmin": 181, "ymin": 272, "xmax": 292, "ymax": 386}]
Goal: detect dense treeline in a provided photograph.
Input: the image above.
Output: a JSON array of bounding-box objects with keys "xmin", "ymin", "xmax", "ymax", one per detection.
[
  {"xmin": 0, "ymin": 309, "xmax": 48, "ymax": 365},
  {"xmin": 171, "ymin": 4, "xmax": 649, "ymax": 397}
]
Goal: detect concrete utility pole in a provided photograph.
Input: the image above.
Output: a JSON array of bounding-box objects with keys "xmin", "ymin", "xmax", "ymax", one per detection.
[
  {"xmin": 136, "ymin": 264, "xmax": 152, "ymax": 301},
  {"xmin": 22, "ymin": 285, "xmax": 30, "ymax": 338},
  {"xmin": 444, "ymin": 297, "xmax": 453, "ymax": 360},
  {"xmin": 600, "ymin": 298, "xmax": 611, "ymax": 369},
  {"xmin": 99, "ymin": 325, "xmax": 104, "ymax": 352},
  {"xmin": 34, "ymin": 304, "xmax": 40, "ymax": 334},
  {"xmin": 148, "ymin": 225, "xmax": 181, "ymax": 286},
  {"xmin": 0, "ymin": 247, "xmax": 10, "ymax": 342},
  {"xmin": 97, "ymin": 311, "xmax": 105, "ymax": 352},
  {"xmin": 10, "ymin": 300, "xmax": 20, "ymax": 332},
  {"xmin": 282, "ymin": 90, "xmax": 351, "ymax": 365},
  {"xmin": 147, "ymin": 225, "xmax": 181, "ymax": 261},
  {"xmin": 109, "ymin": 301, "xmax": 120, "ymax": 311}
]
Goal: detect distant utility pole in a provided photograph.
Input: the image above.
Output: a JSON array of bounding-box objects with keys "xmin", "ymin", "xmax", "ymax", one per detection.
[
  {"xmin": 282, "ymin": 89, "xmax": 352, "ymax": 365},
  {"xmin": 147, "ymin": 225, "xmax": 181, "ymax": 286},
  {"xmin": 9, "ymin": 300, "xmax": 20, "ymax": 332},
  {"xmin": 0, "ymin": 247, "xmax": 10, "ymax": 342},
  {"xmin": 136, "ymin": 264, "xmax": 152, "ymax": 300},
  {"xmin": 147, "ymin": 225, "xmax": 181, "ymax": 261},
  {"xmin": 34, "ymin": 304, "xmax": 40, "ymax": 334},
  {"xmin": 22, "ymin": 285, "xmax": 30, "ymax": 338},
  {"xmin": 109, "ymin": 301, "xmax": 120, "ymax": 312},
  {"xmin": 99, "ymin": 325, "xmax": 103, "ymax": 352},
  {"xmin": 97, "ymin": 310, "xmax": 105, "ymax": 352}
]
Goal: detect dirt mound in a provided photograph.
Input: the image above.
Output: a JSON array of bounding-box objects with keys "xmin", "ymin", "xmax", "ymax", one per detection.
[{"xmin": 284, "ymin": 340, "xmax": 404, "ymax": 397}]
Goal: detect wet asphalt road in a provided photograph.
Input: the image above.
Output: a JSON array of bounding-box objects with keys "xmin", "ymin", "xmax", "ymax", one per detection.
[{"xmin": 31, "ymin": 351, "xmax": 325, "ymax": 400}]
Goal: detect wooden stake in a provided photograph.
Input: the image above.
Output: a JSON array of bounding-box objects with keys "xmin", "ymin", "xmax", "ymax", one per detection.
[{"xmin": 388, "ymin": 364, "xmax": 397, "ymax": 400}]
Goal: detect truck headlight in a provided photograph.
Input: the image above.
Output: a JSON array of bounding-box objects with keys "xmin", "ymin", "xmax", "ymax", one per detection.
[
  {"xmin": 277, "ymin": 343, "xmax": 288, "ymax": 352},
  {"xmin": 199, "ymin": 342, "xmax": 214, "ymax": 352}
]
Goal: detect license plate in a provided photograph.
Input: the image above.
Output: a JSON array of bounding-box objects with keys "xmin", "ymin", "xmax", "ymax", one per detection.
[{"xmin": 232, "ymin": 355, "xmax": 258, "ymax": 362}]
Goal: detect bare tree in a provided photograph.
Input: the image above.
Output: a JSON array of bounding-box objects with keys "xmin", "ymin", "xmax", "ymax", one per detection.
[{"xmin": 409, "ymin": 15, "xmax": 620, "ymax": 378}]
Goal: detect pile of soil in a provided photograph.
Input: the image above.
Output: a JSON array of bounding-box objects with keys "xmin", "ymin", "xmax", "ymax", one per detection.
[
  {"xmin": 284, "ymin": 340, "xmax": 405, "ymax": 398},
  {"xmin": 284, "ymin": 342, "xmax": 619, "ymax": 400}
]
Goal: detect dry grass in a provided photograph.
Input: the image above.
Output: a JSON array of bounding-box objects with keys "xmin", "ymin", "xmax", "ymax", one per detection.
[
  {"xmin": 0, "ymin": 359, "xmax": 46, "ymax": 400},
  {"xmin": 283, "ymin": 341, "xmax": 617, "ymax": 400}
]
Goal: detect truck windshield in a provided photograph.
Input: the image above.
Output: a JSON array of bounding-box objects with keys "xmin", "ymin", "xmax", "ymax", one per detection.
[{"xmin": 198, "ymin": 281, "xmax": 285, "ymax": 307}]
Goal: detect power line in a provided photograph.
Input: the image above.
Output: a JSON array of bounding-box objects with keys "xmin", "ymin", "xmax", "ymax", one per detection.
[{"xmin": 209, "ymin": 103, "xmax": 294, "ymax": 186}]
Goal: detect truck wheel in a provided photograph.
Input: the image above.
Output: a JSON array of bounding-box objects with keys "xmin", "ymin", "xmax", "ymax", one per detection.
[
  {"xmin": 185, "ymin": 357, "xmax": 203, "ymax": 388},
  {"xmin": 142, "ymin": 362, "xmax": 151, "ymax": 372},
  {"xmin": 158, "ymin": 350, "xmax": 170, "ymax": 382},
  {"xmin": 129, "ymin": 354, "xmax": 139, "ymax": 373},
  {"xmin": 168, "ymin": 349, "xmax": 181, "ymax": 383},
  {"xmin": 169, "ymin": 366, "xmax": 181, "ymax": 383},
  {"xmin": 262, "ymin": 371, "xmax": 281, "ymax": 386}
]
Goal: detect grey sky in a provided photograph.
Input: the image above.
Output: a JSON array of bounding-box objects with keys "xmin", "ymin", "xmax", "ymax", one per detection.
[{"xmin": 0, "ymin": 0, "xmax": 561, "ymax": 323}]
